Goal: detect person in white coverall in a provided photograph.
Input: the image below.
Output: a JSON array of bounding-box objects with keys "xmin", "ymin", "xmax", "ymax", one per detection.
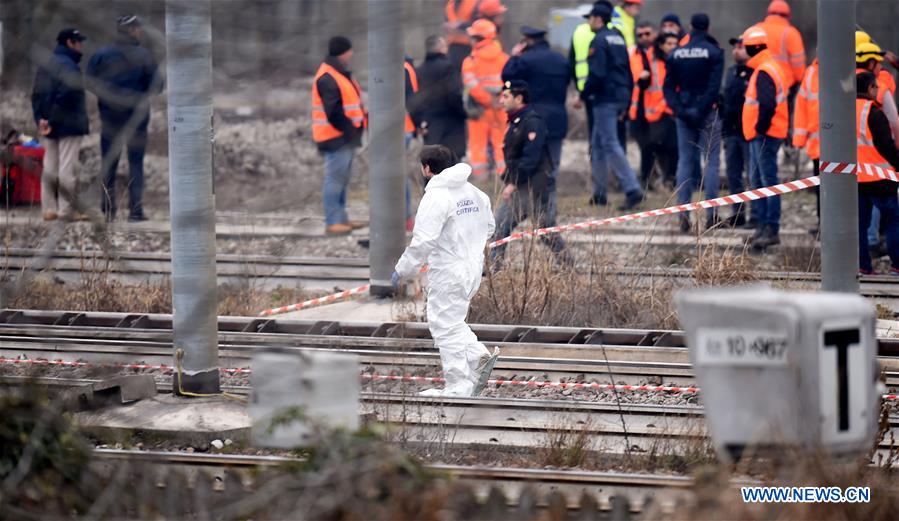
[{"xmin": 393, "ymin": 144, "xmax": 499, "ymax": 397}]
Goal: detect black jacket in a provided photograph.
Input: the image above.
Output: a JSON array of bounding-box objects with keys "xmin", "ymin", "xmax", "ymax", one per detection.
[
  {"xmin": 721, "ymin": 63, "xmax": 752, "ymax": 137},
  {"xmin": 861, "ymin": 102, "xmax": 899, "ymax": 197},
  {"xmin": 315, "ymin": 56, "xmax": 363, "ymax": 152},
  {"xmin": 86, "ymin": 34, "xmax": 161, "ymax": 124},
  {"xmin": 31, "ymin": 44, "xmax": 89, "ymax": 138},
  {"xmin": 502, "ymin": 40, "xmax": 570, "ymax": 140},
  {"xmin": 753, "ymin": 71, "xmax": 778, "ymax": 137},
  {"xmin": 583, "ymin": 26, "xmax": 633, "ymax": 105},
  {"xmin": 502, "ymin": 105, "xmax": 552, "ymax": 196},
  {"xmin": 663, "ymin": 30, "xmax": 724, "ymax": 127},
  {"xmin": 410, "ymin": 52, "xmax": 467, "ymax": 127}
]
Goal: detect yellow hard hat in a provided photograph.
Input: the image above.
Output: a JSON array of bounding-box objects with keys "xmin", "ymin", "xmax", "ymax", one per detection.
[
  {"xmin": 856, "ymin": 42, "xmax": 885, "ymax": 63},
  {"xmin": 855, "ymin": 31, "xmax": 871, "ymax": 47}
]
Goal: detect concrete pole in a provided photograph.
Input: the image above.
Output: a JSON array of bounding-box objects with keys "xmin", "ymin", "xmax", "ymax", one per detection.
[
  {"xmin": 818, "ymin": 0, "xmax": 859, "ymax": 293},
  {"xmin": 165, "ymin": 0, "xmax": 220, "ymax": 394},
  {"xmin": 367, "ymin": 0, "xmax": 406, "ymax": 297}
]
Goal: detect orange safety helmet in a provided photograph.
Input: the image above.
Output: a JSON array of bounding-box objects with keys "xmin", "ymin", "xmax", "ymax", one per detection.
[
  {"xmin": 767, "ymin": 0, "xmax": 791, "ymax": 17},
  {"xmin": 624, "ymin": 0, "xmax": 643, "ymax": 4},
  {"xmin": 478, "ymin": 0, "xmax": 507, "ymax": 17},
  {"xmin": 467, "ymin": 18, "xmax": 498, "ymax": 40},
  {"xmin": 742, "ymin": 25, "xmax": 768, "ymax": 47}
]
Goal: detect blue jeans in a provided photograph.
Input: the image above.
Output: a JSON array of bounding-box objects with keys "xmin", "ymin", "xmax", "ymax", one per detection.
[
  {"xmin": 748, "ymin": 136, "xmax": 783, "ymax": 233},
  {"xmin": 100, "ymin": 118, "xmax": 148, "ymax": 218},
  {"xmin": 322, "ymin": 145, "xmax": 355, "ymax": 225},
  {"xmin": 724, "ymin": 133, "xmax": 749, "ymax": 216},
  {"xmin": 868, "ymin": 206, "xmax": 881, "ymax": 247},
  {"xmin": 675, "ymin": 113, "xmax": 720, "ymax": 218},
  {"xmin": 591, "ymin": 101, "xmax": 641, "ymax": 200},
  {"xmin": 859, "ymin": 191, "xmax": 899, "ymax": 272}
]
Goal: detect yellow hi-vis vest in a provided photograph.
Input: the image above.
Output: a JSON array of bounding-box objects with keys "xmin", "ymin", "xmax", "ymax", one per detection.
[{"xmin": 572, "ymin": 23, "xmax": 595, "ymax": 92}]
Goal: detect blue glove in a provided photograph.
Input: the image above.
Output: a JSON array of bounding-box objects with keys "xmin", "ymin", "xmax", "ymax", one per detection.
[{"xmin": 391, "ymin": 271, "xmax": 401, "ymax": 290}]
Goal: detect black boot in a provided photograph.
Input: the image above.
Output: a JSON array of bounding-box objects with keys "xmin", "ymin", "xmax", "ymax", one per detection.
[
  {"xmin": 679, "ymin": 214, "xmax": 692, "ymax": 233},
  {"xmin": 751, "ymin": 225, "xmax": 780, "ymax": 250},
  {"xmin": 705, "ymin": 211, "xmax": 720, "ymax": 230},
  {"xmin": 618, "ymin": 190, "xmax": 644, "ymax": 211}
]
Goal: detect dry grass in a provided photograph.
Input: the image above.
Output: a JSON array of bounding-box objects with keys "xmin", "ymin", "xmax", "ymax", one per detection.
[
  {"xmin": 692, "ymin": 240, "xmax": 759, "ymax": 287},
  {"xmin": 472, "ymin": 242, "xmax": 678, "ymax": 329},
  {"xmin": 5, "ymin": 260, "xmax": 309, "ymax": 317},
  {"xmin": 539, "ymin": 419, "xmax": 594, "ymax": 468}
]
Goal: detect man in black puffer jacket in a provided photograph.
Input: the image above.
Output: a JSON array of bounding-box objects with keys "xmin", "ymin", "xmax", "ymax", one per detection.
[
  {"xmin": 31, "ymin": 28, "xmax": 90, "ymax": 222},
  {"xmin": 489, "ymin": 80, "xmax": 571, "ymax": 270},
  {"xmin": 411, "ymin": 36, "xmax": 467, "ymax": 160}
]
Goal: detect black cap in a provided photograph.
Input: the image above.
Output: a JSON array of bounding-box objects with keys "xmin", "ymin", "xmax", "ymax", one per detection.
[
  {"xmin": 503, "ymin": 79, "xmax": 530, "ymax": 98},
  {"xmin": 520, "ymin": 25, "xmax": 547, "ymax": 38},
  {"xmin": 691, "ymin": 13, "xmax": 710, "ymax": 32},
  {"xmin": 56, "ymin": 28, "xmax": 87, "ymax": 44},
  {"xmin": 328, "ymin": 36, "xmax": 352, "ymax": 57},
  {"xmin": 117, "ymin": 15, "xmax": 141, "ymax": 27},
  {"xmin": 728, "ymin": 36, "xmax": 743, "ymax": 46},
  {"xmin": 661, "ymin": 12, "xmax": 681, "ymax": 27},
  {"xmin": 584, "ymin": 4, "xmax": 612, "ymax": 20}
]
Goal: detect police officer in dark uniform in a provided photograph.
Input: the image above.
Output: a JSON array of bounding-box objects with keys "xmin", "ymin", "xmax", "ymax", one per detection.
[
  {"xmin": 490, "ymin": 80, "xmax": 571, "ymax": 270},
  {"xmin": 502, "ymin": 25, "xmax": 570, "ymax": 213},
  {"xmin": 663, "ymin": 12, "xmax": 724, "ymax": 232},
  {"xmin": 583, "ymin": 2, "xmax": 643, "ymax": 210}
]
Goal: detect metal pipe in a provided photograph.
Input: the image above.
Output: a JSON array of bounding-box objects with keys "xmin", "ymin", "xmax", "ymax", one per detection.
[
  {"xmin": 165, "ymin": 0, "xmax": 220, "ymax": 393},
  {"xmin": 818, "ymin": 0, "xmax": 858, "ymax": 293},
  {"xmin": 367, "ymin": 0, "xmax": 406, "ymax": 297}
]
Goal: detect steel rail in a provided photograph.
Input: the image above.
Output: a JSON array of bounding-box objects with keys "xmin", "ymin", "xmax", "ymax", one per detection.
[
  {"xmin": 5, "ymin": 376, "xmax": 897, "ymax": 461},
  {"xmin": 10, "ymin": 249, "xmax": 899, "ymax": 296}
]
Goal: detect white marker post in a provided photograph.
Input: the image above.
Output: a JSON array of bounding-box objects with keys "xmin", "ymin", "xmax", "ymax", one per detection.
[{"xmin": 676, "ymin": 285, "xmax": 879, "ymax": 462}]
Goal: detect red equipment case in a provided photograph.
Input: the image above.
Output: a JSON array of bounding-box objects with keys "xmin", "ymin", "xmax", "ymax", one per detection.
[{"xmin": 3, "ymin": 145, "xmax": 43, "ymax": 205}]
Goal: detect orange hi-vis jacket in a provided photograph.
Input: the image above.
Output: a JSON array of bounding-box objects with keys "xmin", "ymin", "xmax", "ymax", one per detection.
[
  {"xmin": 462, "ymin": 39, "xmax": 508, "ymax": 109},
  {"xmin": 743, "ymin": 50, "xmax": 789, "ymax": 141},
  {"xmin": 628, "ymin": 46, "xmax": 671, "ymax": 123},
  {"xmin": 857, "ymin": 98, "xmax": 893, "ymax": 180},
  {"xmin": 404, "ymin": 61, "xmax": 419, "ymax": 133},
  {"xmin": 793, "ymin": 60, "xmax": 820, "ymax": 160},
  {"xmin": 759, "ymin": 14, "xmax": 806, "ymax": 86},
  {"xmin": 311, "ymin": 62, "xmax": 365, "ymax": 143},
  {"xmin": 855, "ymin": 67, "xmax": 897, "ymax": 107},
  {"xmin": 445, "ymin": 0, "xmax": 481, "ymax": 45}
]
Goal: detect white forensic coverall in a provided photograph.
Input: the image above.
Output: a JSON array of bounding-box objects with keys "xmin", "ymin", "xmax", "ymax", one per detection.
[{"xmin": 395, "ymin": 162, "xmax": 495, "ymax": 396}]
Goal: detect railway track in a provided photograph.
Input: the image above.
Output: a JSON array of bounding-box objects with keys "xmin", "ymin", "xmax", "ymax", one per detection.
[
  {"xmin": 90, "ymin": 448, "xmax": 696, "ymax": 509},
  {"xmin": 6, "ymin": 248, "xmax": 899, "ymax": 299},
  {"xmin": 2, "ymin": 310, "xmax": 898, "ymax": 459},
  {"xmin": 2, "ymin": 309, "xmax": 899, "ymax": 385}
]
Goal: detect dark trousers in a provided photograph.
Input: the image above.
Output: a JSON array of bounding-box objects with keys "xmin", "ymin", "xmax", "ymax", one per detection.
[
  {"xmin": 100, "ymin": 118, "xmax": 148, "ymax": 218},
  {"xmin": 858, "ymin": 190, "xmax": 899, "ymax": 272},
  {"xmin": 724, "ymin": 133, "xmax": 749, "ymax": 216},
  {"xmin": 631, "ymin": 116, "xmax": 677, "ymax": 189},
  {"xmin": 490, "ymin": 187, "xmax": 565, "ymax": 267},
  {"xmin": 422, "ymin": 116, "xmax": 467, "ymax": 160}
]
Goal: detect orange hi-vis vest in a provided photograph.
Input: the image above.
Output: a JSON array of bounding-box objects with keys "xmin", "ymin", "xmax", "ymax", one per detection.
[
  {"xmin": 857, "ymin": 98, "xmax": 892, "ymax": 181},
  {"xmin": 311, "ymin": 62, "xmax": 365, "ymax": 143},
  {"xmin": 462, "ymin": 39, "xmax": 508, "ymax": 108},
  {"xmin": 793, "ymin": 60, "xmax": 820, "ymax": 160},
  {"xmin": 445, "ymin": 0, "xmax": 481, "ymax": 45},
  {"xmin": 743, "ymin": 50, "xmax": 789, "ymax": 141},
  {"xmin": 760, "ymin": 15, "xmax": 806, "ymax": 86},
  {"xmin": 855, "ymin": 67, "xmax": 897, "ymax": 107},
  {"xmin": 404, "ymin": 61, "xmax": 419, "ymax": 133},
  {"xmin": 628, "ymin": 47, "xmax": 671, "ymax": 123}
]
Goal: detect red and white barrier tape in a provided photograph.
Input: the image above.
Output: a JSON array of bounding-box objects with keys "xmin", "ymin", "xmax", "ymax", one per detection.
[
  {"xmin": 259, "ymin": 161, "xmax": 899, "ymax": 316},
  {"xmin": 259, "ymin": 284, "xmax": 371, "ymax": 317},
  {"xmin": 2, "ymin": 356, "xmax": 897, "ymax": 400}
]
